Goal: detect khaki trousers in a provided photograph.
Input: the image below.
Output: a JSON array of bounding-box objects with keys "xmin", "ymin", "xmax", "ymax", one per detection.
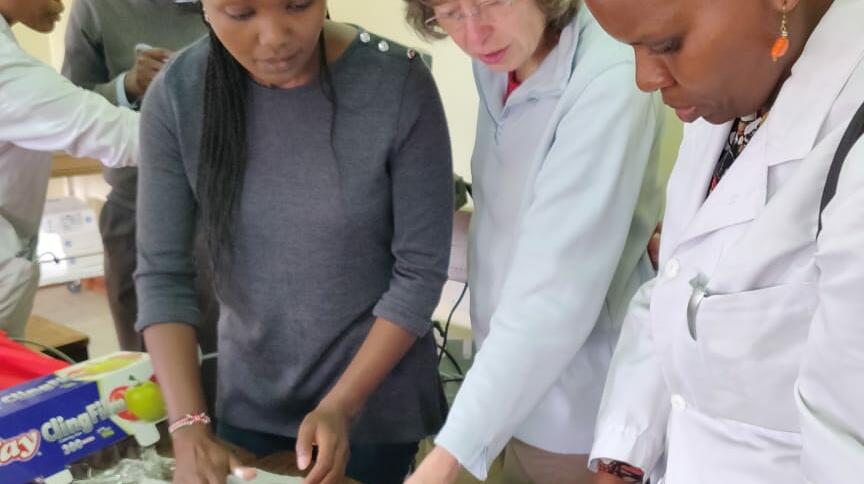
[
  {"xmin": 0, "ymin": 216, "xmax": 39, "ymax": 338},
  {"xmin": 502, "ymin": 438, "xmax": 593, "ymax": 484}
]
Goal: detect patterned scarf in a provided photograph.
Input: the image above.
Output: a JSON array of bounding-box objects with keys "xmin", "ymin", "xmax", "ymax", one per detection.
[{"xmin": 707, "ymin": 110, "xmax": 769, "ymax": 196}]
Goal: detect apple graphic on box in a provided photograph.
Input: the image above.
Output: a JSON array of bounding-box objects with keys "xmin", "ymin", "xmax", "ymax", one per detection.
[
  {"xmin": 124, "ymin": 380, "xmax": 166, "ymax": 422},
  {"xmin": 109, "ymin": 385, "xmax": 139, "ymax": 421}
]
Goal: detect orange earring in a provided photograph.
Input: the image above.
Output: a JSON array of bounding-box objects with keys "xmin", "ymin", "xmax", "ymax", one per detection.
[{"xmin": 771, "ymin": 6, "xmax": 789, "ymax": 62}]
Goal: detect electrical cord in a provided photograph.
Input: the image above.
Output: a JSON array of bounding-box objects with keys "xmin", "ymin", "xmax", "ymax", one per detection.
[
  {"xmin": 434, "ymin": 282, "xmax": 469, "ymax": 388},
  {"xmin": 438, "ymin": 343, "xmax": 465, "ymax": 377},
  {"xmin": 436, "ymin": 184, "xmax": 473, "ymax": 386},
  {"xmin": 437, "ymin": 282, "xmax": 468, "ymax": 367},
  {"xmin": 11, "ymin": 337, "xmax": 76, "ymax": 364},
  {"xmin": 36, "ymin": 251, "xmax": 103, "ymax": 265}
]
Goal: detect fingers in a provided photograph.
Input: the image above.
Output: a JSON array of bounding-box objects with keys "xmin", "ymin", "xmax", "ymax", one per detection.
[
  {"xmin": 132, "ymin": 56, "xmax": 167, "ymax": 93},
  {"xmin": 231, "ymin": 466, "xmax": 258, "ymax": 481},
  {"xmin": 296, "ymin": 417, "xmax": 316, "ymax": 471},
  {"xmin": 142, "ymin": 48, "xmax": 174, "ymax": 62},
  {"xmin": 320, "ymin": 440, "xmax": 349, "ymax": 484},
  {"xmin": 648, "ymin": 237, "xmax": 660, "ymax": 270},
  {"xmin": 173, "ymin": 471, "xmax": 207, "ymax": 484},
  {"xmin": 201, "ymin": 448, "xmax": 230, "ymax": 484},
  {"xmin": 647, "ymin": 222, "xmax": 662, "ymax": 270},
  {"xmin": 138, "ymin": 55, "xmax": 166, "ymax": 75},
  {"xmin": 135, "ymin": 52, "xmax": 167, "ymax": 72},
  {"xmin": 304, "ymin": 426, "xmax": 347, "ymax": 484},
  {"xmin": 228, "ymin": 452, "xmax": 257, "ymax": 481},
  {"xmin": 173, "ymin": 438, "xmax": 236, "ymax": 484},
  {"xmin": 303, "ymin": 433, "xmax": 332, "ymax": 483}
]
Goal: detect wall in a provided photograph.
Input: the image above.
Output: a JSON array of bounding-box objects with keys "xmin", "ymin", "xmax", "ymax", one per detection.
[{"xmin": 11, "ymin": 24, "xmax": 53, "ymax": 63}]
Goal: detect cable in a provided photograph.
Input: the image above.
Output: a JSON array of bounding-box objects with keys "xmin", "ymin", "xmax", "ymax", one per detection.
[
  {"xmin": 439, "ymin": 345, "xmax": 464, "ymax": 376},
  {"xmin": 36, "ymin": 252, "xmax": 62, "ymax": 264},
  {"xmin": 11, "ymin": 337, "xmax": 76, "ymax": 364},
  {"xmin": 36, "ymin": 251, "xmax": 104, "ymax": 265},
  {"xmin": 437, "ymin": 282, "xmax": 468, "ymax": 367},
  {"xmin": 434, "ymin": 186, "xmax": 473, "ymax": 378}
]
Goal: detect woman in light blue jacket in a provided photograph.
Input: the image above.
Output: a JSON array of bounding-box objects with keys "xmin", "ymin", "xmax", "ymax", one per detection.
[{"xmin": 403, "ymin": 1, "xmax": 664, "ymax": 482}]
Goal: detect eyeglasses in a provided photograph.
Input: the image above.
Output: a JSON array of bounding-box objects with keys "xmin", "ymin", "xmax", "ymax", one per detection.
[{"xmin": 424, "ymin": 0, "xmax": 516, "ymax": 34}]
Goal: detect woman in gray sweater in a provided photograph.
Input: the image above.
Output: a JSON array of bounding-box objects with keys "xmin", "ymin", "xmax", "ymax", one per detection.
[{"xmin": 135, "ymin": 1, "xmax": 454, "ymax": 483}]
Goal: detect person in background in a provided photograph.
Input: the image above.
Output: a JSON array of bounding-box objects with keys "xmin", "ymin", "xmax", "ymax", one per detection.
[
  {"xmin": 62, "ymin": 0, "xmax": 212, "ymax": 353},
  {"xmin": 583, "ymin": 0, "xmax": 864, "ymax": 482},
  {"xmin": 403, "ymin": 0, "xmax": 664, "ymax": 482},
  {"xmin": 0, "ymin": 0, "xmax": 138, "ymax": 339},
  {"xmin": 135, "ymin": 0, "xmax": 454, "ymax": 483}
]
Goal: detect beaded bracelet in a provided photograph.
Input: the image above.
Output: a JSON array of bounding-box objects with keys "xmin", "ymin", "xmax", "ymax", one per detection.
[{"xmin": 168, "ymin": 412, "xmax": 211, "ymax": 434}]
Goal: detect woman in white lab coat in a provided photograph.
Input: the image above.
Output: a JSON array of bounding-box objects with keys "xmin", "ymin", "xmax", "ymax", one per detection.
[
  {"xmin": 583, "ymin": 0, "xmax": 864, "ymax": 482},
  {"xmin": 0, "ymin": 0, "xmax": 138, "ymax": 338},
  {"xmin": 402, "ymin": 0, "xmax": 664, "ymax": 482}
]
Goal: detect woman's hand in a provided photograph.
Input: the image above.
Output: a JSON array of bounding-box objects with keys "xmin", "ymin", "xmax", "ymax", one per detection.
[
  {"xmin": 405, "ymin": 446, "xmax": 460, "ymax": 484},
  {"xmin": 296, "ymin": 402, "xmax": 351, "ymax": 484},
  {"xmin": 172, "ymin": 425, "xmax": 256, "ymax": 484},
  {"xmin": 647, "ymin": 222, "xmax": 663, "ymax": 270}
]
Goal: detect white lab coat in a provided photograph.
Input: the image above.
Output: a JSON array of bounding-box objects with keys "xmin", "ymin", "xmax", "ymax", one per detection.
[
  {"xmin": 589, "ymin": 1, "xmax": 864, "ymax": 482},
  {"xmin": 0, "ymin": 16, "xmax": 138, "ymax": 337},
  {"xmin": 434, "ymin": 8, "xmax": 664, "ymax": 479}
]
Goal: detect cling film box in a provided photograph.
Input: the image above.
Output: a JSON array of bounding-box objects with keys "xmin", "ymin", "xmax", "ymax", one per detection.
[{"xmin": 0, "ymin": 352, "xmax": 165, "ymax": 484}]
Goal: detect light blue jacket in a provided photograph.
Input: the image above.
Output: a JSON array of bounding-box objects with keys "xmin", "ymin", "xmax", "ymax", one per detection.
[{"xmin": 434, "ymin": 8, "xmax": 664, "ymax": 478}]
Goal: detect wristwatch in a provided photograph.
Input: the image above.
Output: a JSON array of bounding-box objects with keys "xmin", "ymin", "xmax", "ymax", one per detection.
[{"xmin": 597, "ymin": 458, "xmax": 644, "ymax": 483}]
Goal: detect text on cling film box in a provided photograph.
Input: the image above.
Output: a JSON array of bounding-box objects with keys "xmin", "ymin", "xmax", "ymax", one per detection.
[{"xmin": 0, "ymin": 352, "xmax": 166, "ymax": 484}]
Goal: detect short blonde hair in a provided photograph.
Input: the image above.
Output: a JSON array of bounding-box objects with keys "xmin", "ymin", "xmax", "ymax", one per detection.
[{"xmin": 404, "ymin": 0, "xmax": 581, "ymax": 39}]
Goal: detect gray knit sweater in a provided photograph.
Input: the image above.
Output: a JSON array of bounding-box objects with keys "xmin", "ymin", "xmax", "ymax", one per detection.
[{"xmin": 135, "ymin": 31, "xmax": 453, "ymax": 442}]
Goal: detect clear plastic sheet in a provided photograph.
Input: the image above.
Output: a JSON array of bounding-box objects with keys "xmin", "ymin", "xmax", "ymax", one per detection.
[{"xmin": 69, "ymin": 439, "xmax": 174, "ymax": 484}]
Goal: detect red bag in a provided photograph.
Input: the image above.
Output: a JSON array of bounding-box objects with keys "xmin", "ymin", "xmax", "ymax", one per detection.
[{"xmin": 0, "ymin": 330, "xmax": 70, "ymax": 390}]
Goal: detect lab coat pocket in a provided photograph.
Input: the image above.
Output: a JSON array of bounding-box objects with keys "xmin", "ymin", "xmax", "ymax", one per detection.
[
  {"xmin": 695, "ymin": 282, "xmax": 816, "ymax": 360},
  {"xmin": 692, "ymin": 282, "xmax": 817, "ymax": 430}
]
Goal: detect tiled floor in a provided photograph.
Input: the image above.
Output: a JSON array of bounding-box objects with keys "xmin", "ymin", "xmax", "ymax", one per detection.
[{"xmin": 31, "ymin": 283, "xmax": 119, "ymax": 358}]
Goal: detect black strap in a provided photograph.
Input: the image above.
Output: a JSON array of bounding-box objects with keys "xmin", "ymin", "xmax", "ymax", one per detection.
[{"xmin": 818, "ymin": 99, "xmax": 864, "ymax": 235}]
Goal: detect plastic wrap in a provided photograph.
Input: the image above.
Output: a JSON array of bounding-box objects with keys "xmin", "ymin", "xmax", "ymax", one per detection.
[{"xmin": 70, "ymin": 445, "xmax": 173, "ymax": 483}]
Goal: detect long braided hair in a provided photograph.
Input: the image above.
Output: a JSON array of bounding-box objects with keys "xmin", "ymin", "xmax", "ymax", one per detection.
[{"xmin": 197, "ymin": 24, "xmax": 335, "ymax": 271}]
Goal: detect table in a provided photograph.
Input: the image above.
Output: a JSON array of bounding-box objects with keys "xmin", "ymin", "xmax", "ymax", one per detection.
[
  {"xmin": 50, "ymin": 153, "xmax": 103, "ymax": 202},
  {"xmin": 71, "ymin": 427, "xmax": 360, "ymax": 483},
  {"xmin": 23, "ymin": 314, "xmax": 90, "ymax": 362},
  {"xmin": 253, "ymin": 452, "xmax": 359, "ymax": 482},
  {"xmin": 51, "ymin": 153, "xmax": 102, "ymax": 178}
]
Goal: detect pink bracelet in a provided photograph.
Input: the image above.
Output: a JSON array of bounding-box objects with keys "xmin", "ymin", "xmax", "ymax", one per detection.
[{"xmin": 168, "ymin": 412, "xmax": 212, "ymax": 434}]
